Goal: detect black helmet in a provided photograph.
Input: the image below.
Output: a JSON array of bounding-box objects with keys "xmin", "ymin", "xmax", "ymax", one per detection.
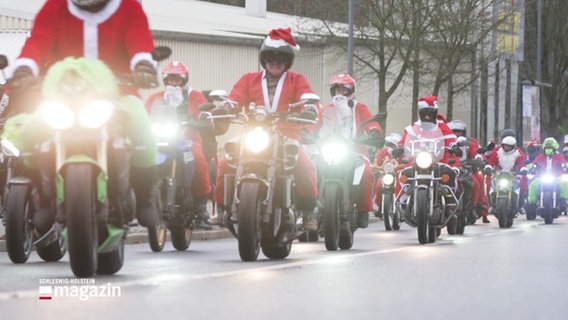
[{"xmin": 259, "ymin": 28, "xmax": 299, "ymax": 71}]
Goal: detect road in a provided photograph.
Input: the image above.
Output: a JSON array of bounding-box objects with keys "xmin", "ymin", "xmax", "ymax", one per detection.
[{"xmin": 1, "ymin": 215, "xmax": 567, "ymax": 320}]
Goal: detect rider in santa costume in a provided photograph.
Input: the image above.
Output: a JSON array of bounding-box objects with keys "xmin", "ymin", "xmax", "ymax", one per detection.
[
  {"xmin": 214, "ymin": 27, "xmax": 321, "ymax": 231},
  {"xmin": 10, "ymin": 0, "xmax": 157, "ymax": 96}
]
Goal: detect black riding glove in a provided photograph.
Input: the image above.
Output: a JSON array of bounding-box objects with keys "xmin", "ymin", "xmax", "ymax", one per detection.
[{"xmin": 132, "ymin": 61, "xmax": 158, "ymax": 89}]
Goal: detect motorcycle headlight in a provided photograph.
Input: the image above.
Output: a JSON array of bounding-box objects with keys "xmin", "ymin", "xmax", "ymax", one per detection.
[
  {"xmin": 152, "ymin": 123, "xmax": 179, "ymax": 139},
  {"xmin": 415, "ymin": 151, "xmax": 433, "ymax": 169},
  {"xmin": 79, "ymin": 100, "xmax": 114, "ymax": 128},
  {"xmin": 40, "ymin": 101, "xmax": 74, "ymax": 130},
  {"xmin": 541, "ymin": 174, "xmax": 555, "ymax": 184},
  {"xmin": 244, "ymin": 127, "xmax": 269, "ymax": 153},
  {"xmin": 498, "ymin": 178, "xmax": 510, "ymax": 189},
  {"xmin": 561, "ymin": 174, "xmax": 568, "ymax": 182},
  {"xmin": 321, "ymin": 141, "xmax": 347, "ymax": 166},
  {"xmin": 382, "ymin": 173, "xmax": 395, "ymax": 186}
]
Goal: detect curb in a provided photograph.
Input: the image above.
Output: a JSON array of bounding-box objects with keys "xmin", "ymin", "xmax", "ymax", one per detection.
[{"xmin": 0, "ymin": 227, "xmax": 234, "ymax": 252}]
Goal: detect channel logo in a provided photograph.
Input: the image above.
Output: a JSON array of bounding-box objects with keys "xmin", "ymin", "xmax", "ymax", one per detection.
[{"xmin": 38, "ymin": 286, "xmax": 52, "ymax": 300}]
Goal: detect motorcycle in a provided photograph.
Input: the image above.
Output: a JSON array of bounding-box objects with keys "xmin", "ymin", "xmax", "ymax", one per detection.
[
  {"xmin": 1, "ymin": 47, "xmax": 171, "ymax": 276},
  {"xmin": 147, "ymin": 102, "xmax": 216, "ymax": 252},
  {"xmin": 448, "ymin": 149, "xmax": 486, "ymax": 234},
  {"xmin": 487, "ymin": 168, "xmax": 523, "ymax": 228},
  {"xmin": 209, "ymin": 90, "xmax": 320, "ymax": 261},
  {"xmin": 316, "ymin": 112, "xmax": 384, "ymax": 250},
  {"xmin": 526, "ymin": 165, "xmax": 568, "ymax": 224},
  {"xmin": 379, "ymin": 158, "xmax": 401, "ymax": 231},
  {"xmin": 395, "ymin": 123, "xmax": 463, "ymax": 244},
  {"xmin": 0, "ymin": 56, "xmax": 66, "ymax": 264}
]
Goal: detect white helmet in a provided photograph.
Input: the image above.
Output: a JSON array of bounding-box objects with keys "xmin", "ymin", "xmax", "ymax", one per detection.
[
  {"xmin": 385, "ymin": 133, "xmax": 402, "ymax": 148},
  {"xmin": 501, "ymin": 136, "xmax": 517, "ymax": 154}
]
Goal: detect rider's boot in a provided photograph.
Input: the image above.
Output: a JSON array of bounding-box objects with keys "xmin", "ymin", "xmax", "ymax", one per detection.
[
  {"xmin": 131, "ymin": 166, "xmax": 159, "ymax": 228},
  {"xmin": 193, "ymin": 195, "xmax": 213, "ymax": 230},
  {"xmin": 297, "ymin": 197, "xmax": 318, "ymax": 231},
  {"xmin": 374, "ymin": 206, "xmax": 383, "ymax": 219},
  {"xmin": 209, "ymin": 202, "xmax": 225, "ymax": 226},
  {"xmin": 482, "ymin": 215, "xmax": 490, "ymax": 223},
  {"xmin": 357, "ymin": 210, "xmax": 369, "ymax": 228}
]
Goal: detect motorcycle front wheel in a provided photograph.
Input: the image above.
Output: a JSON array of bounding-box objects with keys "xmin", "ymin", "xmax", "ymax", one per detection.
[
  {"xmin": 416, "ymin": 188, "xmax": 430, "ymax": 244},
  {"xmin": 65, "ymin": 164, "xmax": 98, "ymax": 277},
  {"xmin": 4, "ymin": 184, "xmax": 33, "ymax": 263},
  {"xmin": 171, "ymin": 227, "xmax": 192, "ymax": 251},
  {"xmin": 497, "ymin": 198, "xmax": 509, "ymax": 228},
  {"xmin": 237, "ymin": 181, "xmax": 263, "ymax": 261},
  {"xmin": 322, "ymin": 184, "xmax": 341, "ymax": 251},
  {"xmin": 383, "ymin": 193, "xmax": 397, "ymax": 231},
  {"xmin": 148, "ymin": 180, "xmax": 167, "ymax": 252}
]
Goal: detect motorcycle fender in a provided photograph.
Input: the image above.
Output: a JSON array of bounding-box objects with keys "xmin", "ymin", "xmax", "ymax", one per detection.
[
  {"xmin": 57, "ymin": 158, "xmax": 106, "ymax": 205},
  {"xmin": 98, "ymin": 224, "xmax": 126, "ymax": 254},
  {"xmin": 352, "ymin": 164, "xmax": 365, "ymax": 186}
]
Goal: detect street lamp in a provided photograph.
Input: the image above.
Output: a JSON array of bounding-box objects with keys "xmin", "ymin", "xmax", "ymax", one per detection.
[{"xmin": 348, "ymin": 0, "xmax": 354, "ymax": 76}]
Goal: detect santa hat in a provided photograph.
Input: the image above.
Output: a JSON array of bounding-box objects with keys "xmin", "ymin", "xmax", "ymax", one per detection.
[
  {"xmin": 263, "ymin": 27, "xmax": 300, "ymax": 51},
  {"xmin": 417, "ymin": 96, "xmax": 438, "ymax": 110}
]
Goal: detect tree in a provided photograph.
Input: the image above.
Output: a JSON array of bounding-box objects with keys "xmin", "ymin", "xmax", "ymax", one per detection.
[{"xmin": 523, "ymin": 0, "xmax": 568, "ymax": 140}]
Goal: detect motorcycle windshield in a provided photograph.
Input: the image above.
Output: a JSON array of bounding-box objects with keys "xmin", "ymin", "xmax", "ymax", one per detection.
[
  {"xmin": 404, "ymin": 122, "xmax": 445, "ymax": 162},
  {"xmin": 318, "ymin": 106, "xmax": 354, "ymax": 140}
]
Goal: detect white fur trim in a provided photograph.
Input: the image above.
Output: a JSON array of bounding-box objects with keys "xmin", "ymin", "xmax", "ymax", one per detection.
[
  {"xmin": 130, "ymin": 52, "xmax": 158, "ymax": 71},
  {"xmin": 497, "ymin": 147, "xmax": 520, "ymax": 172},
  {"xmin": 8, "ymin": 58, "xmax": 39, "ymax": 77},
  {"xmin": 264, "ymin": 37, "xmax": 300, "ymax": 51},
  {"xmin": 67, "ymin": 0, "xmax": 122, "ymax": 59},
  {"xmin": 261, "ymin": 70, "xmax": 287, "ymax": 112}
]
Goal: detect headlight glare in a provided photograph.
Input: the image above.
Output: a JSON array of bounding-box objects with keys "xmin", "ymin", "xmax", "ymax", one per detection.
[
  {"xmin": 40, "ymin": 101, "xmax": 74, "ymax": 129},
  {"xmin": 321, "ymin": 142, "xmax": 347, "ymax": 165},
  {"xmin": 79, "ymin": 100, "xmax": 114, "ymax": 128},
  {"xmin": 415, "ymin": 152, "xmax": 433, "ymax": 169},
  {"xmin": 244, "ymin": 127, "xmax": 269, "ymax": 153}
]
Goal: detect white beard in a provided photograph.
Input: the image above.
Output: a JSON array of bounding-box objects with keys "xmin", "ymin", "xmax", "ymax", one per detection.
[
  {"xmin": 497, "ymin": 148, "xmax": 520, "ymax": 172},
  {"xmin": 164, "ymin": 85, "xmax": 184, "ymax": 107},
  {"xmin": 332, "ymin": 95, "xmax": 353, "ymax": 138}
]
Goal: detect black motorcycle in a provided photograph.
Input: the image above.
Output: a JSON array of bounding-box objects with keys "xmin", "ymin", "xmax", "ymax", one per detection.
[{"xmin": 210, "ymin": 91, "xmax": 320, "ymax": 261}]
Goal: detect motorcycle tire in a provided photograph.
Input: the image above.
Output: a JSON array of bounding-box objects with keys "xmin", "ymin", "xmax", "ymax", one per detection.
[
  {"xmin": 543, "ymin": 192, "xmax": 554, "ymax": 224},
  {"xmin": 323, "ymin": 184, "xmax": 341, "ymax": 251},
  {"xmin": 36, "ymin": 235, "xmax": 66, "ymax": 262},
  {"xmin": 237, "ymin": 181, "xmax": 263, "ymax": 261},
  {"xmin": 97, "ymin": 236, "xmax": 124, "ymax": 275},
  {"xmin": 171, "ymin": 226, "xmax": 192, "ymax": 251},
  {"xmin": 148, "ymin": 180, "xmax": 167, "ymax": 252},
  {"xmin": 416, "ymin": 188, "xmax": 430, "ymax": 244},
  {"xmin": 383, "ymin": 193, "xmax": 394, "ymax": 231},
  {"xmin": 497, "ymin": 198, "xmax": 509, "ymax": 228},
  {"xmin": 262, "ymin": 242, "xmax": 292, "ymax": 259},
  {"xmin": 4, "ymin": 184, "xmax": 33, "ymax": 263},
  {"xmin": 65, "ymin": 164, "xmax": 98, "ymax": 277}
]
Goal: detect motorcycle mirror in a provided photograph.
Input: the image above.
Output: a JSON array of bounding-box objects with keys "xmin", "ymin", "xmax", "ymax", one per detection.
[
  {"xmin": 456, "ymin": 136, "xmax": 468, "ymax": 146},
  {"xmin": 0, "ymin": 55, "xmax": 8, "ymax": 70},
  {"xmin": 299, "ymin": 93, "xmax": 320, "ymax": 104},
  {"xmin": 151, "ymin": 46, "xmax": 172, "ymax": 62},
  {"xmin": 208, "ymin": 89, "xmax": 229, "ymax": 102}
]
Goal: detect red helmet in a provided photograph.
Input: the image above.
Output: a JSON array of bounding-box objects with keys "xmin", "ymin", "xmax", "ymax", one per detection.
[
  {"xmin": 329, "ymin": 74, "xmax": 356, "ymax": 97},
  {"xmin": 162, "ymin": 61, "xmax": 189, "ymax": 87},
  {"xmin": 417, "ymin": 96, "xmax": 438, "ymax": 123}
]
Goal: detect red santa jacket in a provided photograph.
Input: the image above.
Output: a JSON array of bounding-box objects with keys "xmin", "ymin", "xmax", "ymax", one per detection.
[
  {"xmin": 399, "ymin": 120, "xmax": 460, "ymax": 167},
  {"xmin": 145, "ymin": 87, "xmax": 208, "ymax": 142},
  {"xmin": 527, "ymin": 152, "xmax": 567, "ymax": 176},
  {"xmin": 14, "ymin": 0, "xmax": 155, "ymax": 94},
  {"xmin": 228, "ymin": 70, "xmax": 318, "ymax": 141}
]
